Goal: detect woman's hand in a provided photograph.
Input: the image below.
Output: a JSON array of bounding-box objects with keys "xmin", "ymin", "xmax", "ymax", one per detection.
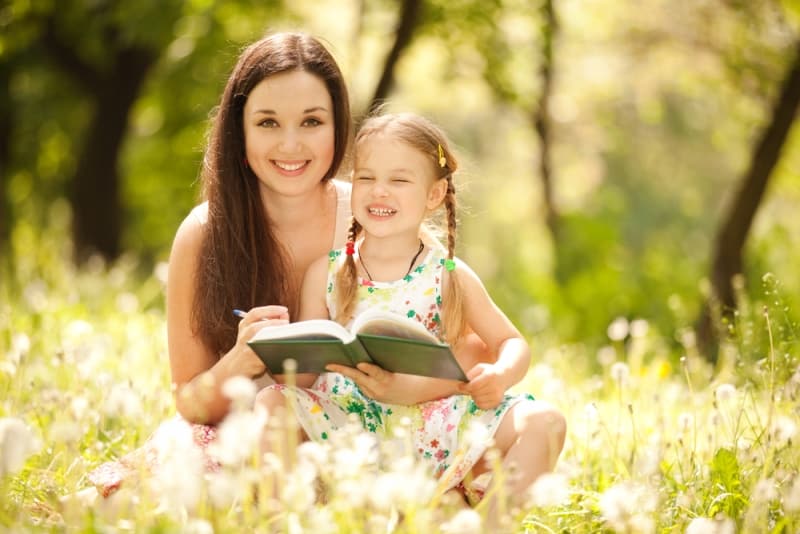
[
  {"xmin": 233, "ymin": 305, "xmax": 290, "ymax": 378},
  {"xmin": 458, "ymin": 363, "xmax": 510, "ymax": 410}
]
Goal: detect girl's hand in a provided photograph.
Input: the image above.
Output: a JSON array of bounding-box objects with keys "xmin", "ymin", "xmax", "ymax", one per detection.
[
  {"xmin": 326, "ymin": 362, "xmax": 396, "ymax": 400},
  {"xmin": 458, "ymin": 363, "xmax": 509, "ymax": 410},
  {"xmin": 234, "ymin": 305, "xmax": 290, "ymax": 377}
]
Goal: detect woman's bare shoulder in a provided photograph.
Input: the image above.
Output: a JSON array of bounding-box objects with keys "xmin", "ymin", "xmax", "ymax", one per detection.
[{"xmin": 171, "ymin": 202, "xmax": 208, "ymax": 257}]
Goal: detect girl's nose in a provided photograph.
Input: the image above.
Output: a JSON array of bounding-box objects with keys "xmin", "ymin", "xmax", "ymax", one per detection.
[{"xmin": 372, "ymin": 182, "xmax": 389, "ymax": 197}]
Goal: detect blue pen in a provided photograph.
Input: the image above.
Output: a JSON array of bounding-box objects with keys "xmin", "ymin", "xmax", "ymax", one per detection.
[{"xmin": 232, "ymin": 309, "xmax": 247, "ymax": 319}]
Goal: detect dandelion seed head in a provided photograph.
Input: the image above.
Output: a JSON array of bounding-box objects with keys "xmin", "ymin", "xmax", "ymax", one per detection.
[
  {"xmin": 221, "ymin": 375, "xmax": 257, "ymax": 410},
  {"xmin": 630, "ymin": 319, "xmax": 649, "ymax": 338},
  {"xmin": 607, "ymin": 317, "xmax": 629, "ymax": 341},
  {"xmin": 103, "ymin": 384, "xmax": 144, "ymax": 419},
  {"xmin": 770, "ymin": 415, "xmax": 797, "ymax": 444},
  {"xmin": 610, "ymin": 362, "xmax": 630, "ymax": 385},
  {"xmin": 0, "ymin": 417, "xmax": 41, "ymax": 476},
  {"xmin": 70, "ymin": 395, "xmax": 90, "ymax": 420},
  {"xmin": 783, "ymin": 475, "xmax": 800, "ymax": 512},
  {"xmin": 752, "ymin": 477, "xmax": 778, "ymax": 503},
  {"xmin": 527, "ymin": 472, "xmax": 570, "ymax": 507},
  {"xmin": 49, "ymin": 421, "xmax": 83, "ymax": 444},
  {"xmin": 685, "ymin": 515, "xmax": 735, "ymax": 534},
  {"xmin": 597, "ymin": 345, "xmax": 617, "ymax": 367},
  {"xmin": 677, "ymin": 412, "xmax": 693, "ymax": 433},
  {"xmin": 599, "ymin": 481, "xmax": 657, "ymax": 532},
  {"xmin": 440, "ymin": 508, "xmax": 482, "ymax": 534},
  {"xmin": 12, "ymin": 333, "xmax": 30, "ymax": 356},
  {"xmin": 714, "ymin": 383, "xmax": 736, "ymax": 404},
  {"xmin": 209, "ymin": 410, "xmax": 266, "ymax": 466}
]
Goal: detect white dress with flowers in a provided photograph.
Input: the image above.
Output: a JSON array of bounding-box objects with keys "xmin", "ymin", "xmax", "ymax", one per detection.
[{"xmin": 264, "ymin": 243, "xmax": 534, "ymax": 493}]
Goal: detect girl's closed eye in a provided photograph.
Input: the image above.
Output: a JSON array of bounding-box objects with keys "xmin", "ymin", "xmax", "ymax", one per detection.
[{"xmin": 355, "ymin": 174, "xmax": 375, "ymax": 181}]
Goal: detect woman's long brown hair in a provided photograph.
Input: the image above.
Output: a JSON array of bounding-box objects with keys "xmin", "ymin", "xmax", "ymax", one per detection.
[{"xmin": 194, "ymin": 32, "xmax": 351, "ymax": 356}]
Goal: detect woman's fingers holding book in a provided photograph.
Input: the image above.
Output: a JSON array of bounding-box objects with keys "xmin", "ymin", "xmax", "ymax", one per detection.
[{"xmin": 238, "ymin": 305, "xmax": 290, "ymax": 323}]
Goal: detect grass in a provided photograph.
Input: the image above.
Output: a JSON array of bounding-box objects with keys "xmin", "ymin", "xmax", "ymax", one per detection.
[{"xmin": 1, "ymin": 246, "xmax": 798, "ymax": 533}]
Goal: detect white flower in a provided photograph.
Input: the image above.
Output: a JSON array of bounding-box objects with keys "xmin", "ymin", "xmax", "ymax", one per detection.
[
  {"xmin": 783, "ymin": 475, "xmax": 800, "ymax": 512},
  {"xmin": 440, "ymin": 508, "xmax": 483, "ymax": 534},
  {"xmin": 607, "ymin": 317, "xmax": 629, "ymax": 341},
  {"xmin": 149, "ymin": 419, "xmax": 205, "ymax": 513},
  {"xmin": 208, "ymin": 409, "xmax": 266, "ymax": 466},
  {"xmin": 597, "ymin": 346, "xmax": 617, "ymax": 367},
  {"xmin": 528, "ymin": 472, "xmax": 570, "ymax": 507},
  {"xmin": 221, "ymin": 375, "xmax": 257, "ymax": 411},
  {"xmin": 685, "ymin": 515, "xmax": 735, "ymax": 534},
  {"xmin": 714, "ymin": 383, "xmax": 737, "ymax": 404},
  {"xmin": 629, "ymin": 319, "xmax": 649, "ymax": 338},
  {"xmin": 103, "ymin": 384, "xmax": 143, "ymax": 419},
  {"xmin": 610, "ymin": 362, "xmax": 630, "ymax": 385},
  {"xmin": 115, "ymin": 292, "xmax": 139, "ymax": 313},
  {"xmin": 12, "ymin": 333, "xmax": 30, "ymax": 356},
  {"xmin": 770, "ymin": 415, "xmax": 797, "ymax": 444},
  {"xmin": 0, "ymin": 417, "xmax": 41, "ymax": 476},
  {"xmin": 752, "ymin": 478, "xmax": 778, "ymax": 503},
  {"xmin": 599, "ymin": 481, "xmax": 657, "ymax": 532}
]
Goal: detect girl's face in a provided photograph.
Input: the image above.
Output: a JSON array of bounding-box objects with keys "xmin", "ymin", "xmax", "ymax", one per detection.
[
  {"xmin": 243, "ymin": 70, "xmax": 335, "ymax": 197},
  {"xmin": 352, "ymin": 133, "xmax": 446, "ymax": 241}
]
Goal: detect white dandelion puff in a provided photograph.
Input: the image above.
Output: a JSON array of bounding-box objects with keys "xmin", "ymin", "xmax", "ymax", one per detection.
[
  {"xmin": 610, "ymin": 362, "xmax": 630, "ymax": 385},
  {"xmin": 685, "ymin": 515, "xmax": 735, "ymax": 534},
  {"xmin": 440, "ymin": 508, "xmax": 483, "ymax": 534},
  {"xmin": 115, "ymin": 292, "xmax": 139, "ymax": 314},
  {"xmin": 597, "ymin": 345, "xmax": 617, "ymax": 367},
  {"xmin": 752, "ymin": 478, "xmax": 778, "ymax": 503},
  {"xmin": 104, "ymin": 384, "xmax": 144, "ymax": 419},
  {"xmin": 770, "ymin": 415, "xmax": 797, "ymax": 444},
  {"xmin": 0, "ymin": 417, "xmax": 41, "ymax": 476},
  {"xmin": 629, "ymin": 319, "xmax": 649, "ymax": 338},
  {"xmin": 714, "ymin": 383, "xmax": 737, "ymax": 404},
  {"xmin": 221, "ymin": 375, "xmax": 257, "ymax": 411},
  {"xmin": 528, "ymin": 472, "xmax": 570, "ymax": 507},
  {"xmin": 607, "ymin": 317, "xmax": 629, "ymax": 341},
  {"xmin": 208, "ymin": 409, "xmax": 266, "ymax": 466},
  {"xmin": 783, "ymin": 476, "xmax": 800, "ymax": 512},
  {"xmin": 599, "ymin": 481, "xmax": 657, "ymax": 532}
]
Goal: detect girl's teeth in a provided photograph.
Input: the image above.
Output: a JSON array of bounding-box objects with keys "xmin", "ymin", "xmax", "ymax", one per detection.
[
  {"xmin": 369, "ymin": 208, "xmax": 396, "ymax": 216},
  {"xmin": 275, "ymin": 161, "xmax": 305, "ymax": 171}
]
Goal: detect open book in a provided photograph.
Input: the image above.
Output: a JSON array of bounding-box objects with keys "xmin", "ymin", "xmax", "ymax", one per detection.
[{"xmin": 247, "ymin": 310, "xmax": 467, "ymax": 381}]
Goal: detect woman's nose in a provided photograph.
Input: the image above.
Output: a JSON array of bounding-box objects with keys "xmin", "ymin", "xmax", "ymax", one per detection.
[{"xmin": 277, "ymin": 128, "xmax": 301, "ymax": 152}]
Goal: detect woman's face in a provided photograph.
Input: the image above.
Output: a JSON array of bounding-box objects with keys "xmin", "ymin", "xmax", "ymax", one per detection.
[{"xmin": 243, "ymin": 70, "xmax": 335, "ymax": 197}]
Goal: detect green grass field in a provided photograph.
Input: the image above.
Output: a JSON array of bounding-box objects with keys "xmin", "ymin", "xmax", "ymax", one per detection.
[{"xmin": 1, "ymin": 253, "xmax": 798, "ymax": 533}]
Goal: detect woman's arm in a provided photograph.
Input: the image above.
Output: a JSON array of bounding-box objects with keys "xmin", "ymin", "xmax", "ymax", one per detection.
[{"xmin": 167, "ymin": 211, "xmax": 288, "ymax": 424}]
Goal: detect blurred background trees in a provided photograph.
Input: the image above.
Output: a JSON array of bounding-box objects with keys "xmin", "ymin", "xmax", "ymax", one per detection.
[{"xmin": 2, "ymin": 0, "xmax": 798, "ymax": 367}]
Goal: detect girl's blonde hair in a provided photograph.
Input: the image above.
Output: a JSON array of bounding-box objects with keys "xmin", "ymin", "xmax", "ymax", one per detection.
[{"xmin": 334, "ymin": 112, "xmax": 465, "ymax": 345}]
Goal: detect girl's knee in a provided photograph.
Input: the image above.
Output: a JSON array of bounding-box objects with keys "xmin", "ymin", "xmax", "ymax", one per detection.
[
  {"xmin": 518, "ymin": 401, "xmax": 567, "ymax": 447},
  {"xmin": 254, "ymin": 386, "xmax": 287, "ymax": 411}
]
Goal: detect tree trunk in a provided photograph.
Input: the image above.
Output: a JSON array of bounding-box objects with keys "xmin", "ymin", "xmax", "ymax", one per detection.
[
  {"xmin": 367, "ymin": 0, "xmax": 422, "ymax": 114},
  {"xmin": 532, "ymin": 0, "xmax": 559, "ymax": 243},
  {"xmin": 0, "ymin": 61, "xmax": 12, "ymax": 265},
  {"xmin": 70, "ymin": 47, "xmax": 154, "ymax": 262},
  {"xmin": 42, "ymin": 20, "xmax": 155, "ymax": 263},
  {"xmin": 696, "ymin": 39, "xmax": 800, "ymax": 361}
]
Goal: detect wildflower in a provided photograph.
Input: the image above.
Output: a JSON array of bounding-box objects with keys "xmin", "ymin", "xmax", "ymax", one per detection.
[
  {"xmin": 629, "ymin": 319, "xmax": 649, "ymax": 338},
  {"xmin": 0, "ymin": 417, "xmax": 41, "ymax": 476},
  {"xmin": 528, "ymin": 472, "xmax": 570, "ymax": 507},
  {"xmin": 607, "ymin": 317, "xmax": 629, "ymax": 341},
  {"xmin": 677, "ymin": 413, "xmax": 694, "ymax": 433},
  {"xmin": 597, "ymin": 345, "xmax": 617, "ymax": 367},
  {"xmin": 150, "ymin": 419, "xmax": 205, "ymax": 512},
  {"xmin": 770, "ymin": 415, "xmax": 797, "ymax": 445},
  {"xmin": 208, "ymin": 409, "xmax": 266, "ymax": 466},
  {"xmin": 103, "ymin": 384, "xmax": 143, "ymax": 419},
  {"xmin": 783, "ymin": 475, "xmax": 800, "ymax": 512},
  {"xmin": 440, "ymin": 508, "xmax": 482, "ymax": 534},
  {"xmin": 714, "ymin": 383, "xmax": 736, "ymax": 404},
  {"xmin": 222, "ymin": 375, "xmax": 257, "ymax": 411},
  {"xmin": 751, "ymin": 478, "xmax": 778, "ymax": 503},
  {"xmin": 610, "ymin": 362, "xmax": 630, "ymax": 385},
  {"xmin": 599, "ymin": 481, "xmax": 657, "ymax": 532},
  {"xmin": 685, "ymin": 515, "xmax": 735, "ymax": 534}
]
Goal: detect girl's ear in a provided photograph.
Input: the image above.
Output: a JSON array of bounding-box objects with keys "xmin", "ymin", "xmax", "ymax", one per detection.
[{"xmin": 426, "ymin": 178, "xmax": 447, "ymax": 210}]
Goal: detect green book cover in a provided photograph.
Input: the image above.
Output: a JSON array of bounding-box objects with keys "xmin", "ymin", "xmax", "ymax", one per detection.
[{"xmin": 247, "ymin": 311, "xmax": 467, "ymax": 381}]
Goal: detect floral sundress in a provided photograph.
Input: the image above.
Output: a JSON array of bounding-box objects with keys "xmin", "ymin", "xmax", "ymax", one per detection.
[{"xmin": 266, "ymin": 242, "xmax": 534, "ymax": 493}]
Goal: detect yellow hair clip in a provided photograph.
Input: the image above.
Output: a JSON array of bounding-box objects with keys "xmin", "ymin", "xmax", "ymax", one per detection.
[{"xmin": 437, "ymin": 144, "xmax": 447, "ymax": 168}]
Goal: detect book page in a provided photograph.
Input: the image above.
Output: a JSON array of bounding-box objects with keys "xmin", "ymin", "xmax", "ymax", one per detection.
[
  {"xmin": 350, "ymin": 310, "xmax": 440, "ymax": 344},
  {"xmin": 250, "ymin": 319, "xmax": 355, "ymax": 344}
]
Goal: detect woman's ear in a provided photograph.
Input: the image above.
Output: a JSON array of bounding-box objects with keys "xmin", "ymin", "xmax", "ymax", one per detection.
[{"xmin": 426, "ymin": 178, "xmax": 448, "ymax": 210}]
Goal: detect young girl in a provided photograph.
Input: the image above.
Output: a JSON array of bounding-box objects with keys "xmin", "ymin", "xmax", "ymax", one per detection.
[{"xmin": 256, "ymin": 112, "xmax": 565, "ymax": 503}]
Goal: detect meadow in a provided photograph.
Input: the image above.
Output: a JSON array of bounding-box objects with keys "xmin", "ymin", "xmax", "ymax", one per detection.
[{"xmin": 1, "ymin": 240, "xmax": 799, "ymax": 533}]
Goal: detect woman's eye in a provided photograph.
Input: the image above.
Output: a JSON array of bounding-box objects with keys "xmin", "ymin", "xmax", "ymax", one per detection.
[
  {"xmin": 258, "ymin": 119, "xmax": 278, "ymax": 128},
  {"xmin": 303, "ymin": 118, "xmax": 322, "ymax": 127}
]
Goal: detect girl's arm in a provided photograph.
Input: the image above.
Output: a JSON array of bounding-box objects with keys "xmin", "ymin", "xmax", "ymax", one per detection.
[
  {"xmin": 168, "ymin": 210, "xmax": 289, "ymax": 425},
  {"xmin": 452, "ymin": 259, "xmax": 532, "ymax": 409}
]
